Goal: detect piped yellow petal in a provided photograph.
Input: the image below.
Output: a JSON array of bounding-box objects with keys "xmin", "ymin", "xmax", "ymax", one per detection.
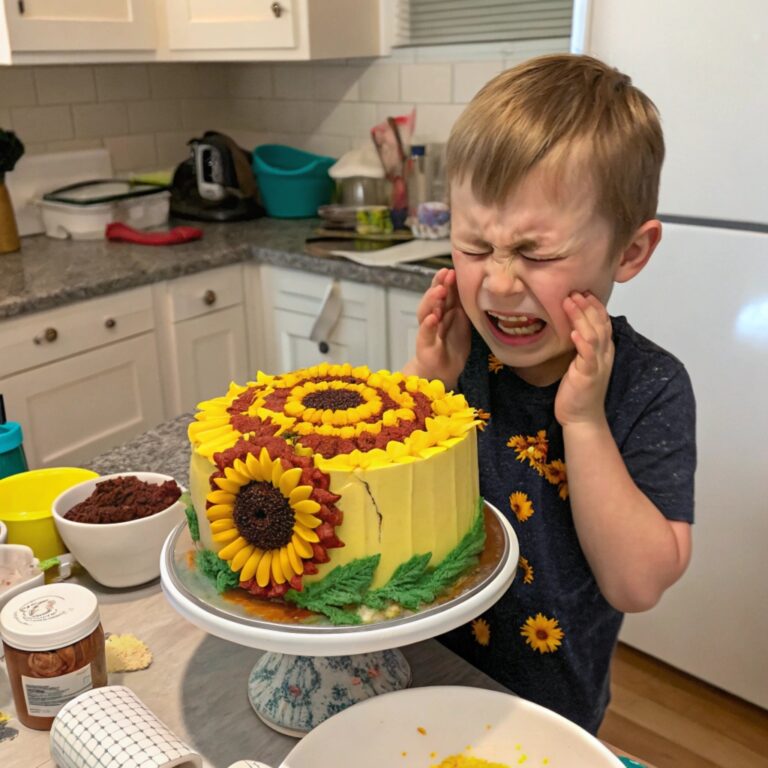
[
  {"xmin": 230, "ymin": 544, "xmax": 255, "ymax": 572},
  {"xmin": 279, "ymin": 467, "xmax": 303, "ymax": 496},
  {"xmin": 214, "ymin": 477, "xmax": 241, "ymax": 494},
  {"xmin": 218, "ymin": 536, "xmax": 248, "ymax": 560},
  {"xmin": 210, "ymin": 519, "xmax": 236, "ymax": 533},
  {"xmin": 292, "ymin": 499, "xmax": 321, "ymax": 516},
  {"xmin": 289, "ymin": 485, "xmax": 313, "ymax": 504},
  {"xmin": 256, "ymin": 551, "xmax": 272, "ymax": 587},
  {"xmin": 293, "ymin": 522, "xmax": 320, "ymax": 543},
  {"xmin": 279, "ymin": 548, "xmax": 294, "ymax": 580},
  {"xmin": 207, "ymin": 490, "xmax": 236, "ymax": 505},
  {"xmin": 206, "ymin": 505, "xmax": 233, "ymax": 521},
  {"xmin": 212, "ymin": 528, "xmax": 240, "ymax": 544},
  {"xmin": 245, "ymin": 452, "xmax": 264, "ymax": 481},
  {"xmin": 286, "ymin": 542, "xmax": 304, "ymax": 574},
  {"xmin": 292, "ymin": 533, "xmax": 313, "ymax": 558},
  {"xmin": 240, "ymin": 549, "xmax": 263, "ymax": 582},
  {"xmin": 294, "ymin": 511, "xmax": 321, "ymax": 529}
]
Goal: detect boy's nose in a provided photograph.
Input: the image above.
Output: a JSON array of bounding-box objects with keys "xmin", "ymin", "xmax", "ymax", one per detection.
[{"xmin": 484, "ymin": 255, "xmax": 524, "ymax": 294}]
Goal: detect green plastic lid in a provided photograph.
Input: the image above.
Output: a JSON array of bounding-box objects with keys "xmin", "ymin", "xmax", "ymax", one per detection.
[{"xmin": 0, "ymin": 422, "xmax": 23, "ymax": 453}]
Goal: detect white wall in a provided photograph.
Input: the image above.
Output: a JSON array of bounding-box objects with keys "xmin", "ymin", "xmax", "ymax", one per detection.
[{"xmin": 0, "ymin": 38, "xmax": 568, "ymax": 173}]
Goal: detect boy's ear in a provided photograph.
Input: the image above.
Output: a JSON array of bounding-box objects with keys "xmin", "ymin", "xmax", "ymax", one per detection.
[{"xmin": 614, "ymin": 219, "xmax": 662, "ymax": 283}]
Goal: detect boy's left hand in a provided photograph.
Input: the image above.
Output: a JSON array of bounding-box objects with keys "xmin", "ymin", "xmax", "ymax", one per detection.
[{"xmin": 554, "ymin": 291, "xmax": 614, "ymax": 427}]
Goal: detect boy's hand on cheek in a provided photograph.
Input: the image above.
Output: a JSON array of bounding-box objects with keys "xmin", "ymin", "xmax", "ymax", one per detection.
[
  {"xmin": 414, "ymin": 269, "xmax": 471, "ymax": 388},
  {"xmin": 554, "ymin": 291, "xmax": 614, "ymax": 428}
]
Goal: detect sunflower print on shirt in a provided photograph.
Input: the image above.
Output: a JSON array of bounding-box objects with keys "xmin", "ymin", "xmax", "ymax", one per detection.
[{"xmin": 520, "ymin": 613, "xmax": 564, "ymax": 654}]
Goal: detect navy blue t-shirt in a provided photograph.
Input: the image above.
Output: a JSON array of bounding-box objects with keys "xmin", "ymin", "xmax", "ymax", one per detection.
[{"xmin": 439, "ymin": 315, "xmax": 696, "ymax": 734}]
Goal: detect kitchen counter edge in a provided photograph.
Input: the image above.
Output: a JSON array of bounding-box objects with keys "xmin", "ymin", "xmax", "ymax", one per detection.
[{"xmin": 0, "ymin": 218, "xmax": 440, "ymax": 321}]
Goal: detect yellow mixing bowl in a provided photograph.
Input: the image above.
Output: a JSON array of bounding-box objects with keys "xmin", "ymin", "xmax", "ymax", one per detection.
[{"xmin": 0, "ymin": 467, "xmax": 99, "ymax": 559}]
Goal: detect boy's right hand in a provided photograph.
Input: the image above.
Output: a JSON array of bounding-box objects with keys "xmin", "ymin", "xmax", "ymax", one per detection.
[{"xmin": 404, "ymin": 268, "xmax": 471, "ymax": 389}]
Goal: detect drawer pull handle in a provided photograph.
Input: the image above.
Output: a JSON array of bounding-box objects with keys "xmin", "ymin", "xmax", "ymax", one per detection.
[
  {"xmin": 105, "ymin": 318, "xmax": 116, "ymax": 329},
  {"xmin": 318, "ymin": 341, "xmax": 330, "ymax": 354},
  {"xmin": 203, "ymin": 289, "xmax": 217, "ymax": 306},
  {"xmin": 34, "ymin": 327, "xmax": 58, "ymax": 345},
  {"xmin": 271, "ymin": 2, "xmax": 282, "ymax": 18}
]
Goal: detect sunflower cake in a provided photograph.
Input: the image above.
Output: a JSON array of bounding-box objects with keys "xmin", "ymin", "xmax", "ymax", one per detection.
[{"xmin": 187, "ymin": 363, "xmax": 485, "ymax": 624}]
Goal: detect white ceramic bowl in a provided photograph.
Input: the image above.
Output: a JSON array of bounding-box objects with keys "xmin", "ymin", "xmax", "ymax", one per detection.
[
  {"xmin": 52, "ymin": 472, "xmax": 186, "ymax": 588},
  {"xmin": 251, "ymin": 686, "xmax": 622, "ymax": 768}
]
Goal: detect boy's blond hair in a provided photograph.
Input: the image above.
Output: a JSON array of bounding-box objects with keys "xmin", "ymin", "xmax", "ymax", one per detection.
[{"xmin": 446, "ymin": 54, "xmax": 664, "ymax": 255}]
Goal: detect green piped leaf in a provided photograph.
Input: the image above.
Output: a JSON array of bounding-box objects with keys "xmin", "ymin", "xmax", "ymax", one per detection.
[
  {"xmin": 364, "ymin": 497, "xmax": 486, "ymax": 611},
  {"xmin": 284, "ymin": 555, "xmax": 380, "ymax": 624},
  {"xmin": 196, "ymin": 549, "xmax": 239, "ymax": 593},
  {"xmin": 182, "ymin": 492, "xmax": 200, "ymax": 542}
]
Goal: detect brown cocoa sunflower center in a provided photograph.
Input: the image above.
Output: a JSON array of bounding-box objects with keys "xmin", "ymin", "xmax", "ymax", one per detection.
[
  {"xmin": 302, "ymin": 389, "xmax": 364, "ymax": 411},
  {"xmin": 233, "ymin": 482, "xmax": 295, "ymax": 550}
]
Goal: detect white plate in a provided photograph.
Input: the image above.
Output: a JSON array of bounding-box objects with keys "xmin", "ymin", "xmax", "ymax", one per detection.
[{"xmin": 274, "ymin": 686, "xmax": 622, "ymax": 768}]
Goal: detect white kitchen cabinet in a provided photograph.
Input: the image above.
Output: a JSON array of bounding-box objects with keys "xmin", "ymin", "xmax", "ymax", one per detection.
[
  {"xmin": 256, "ymin": 264, "xmax": 388, "ymax": 374},
  {"xmin": 159, "ymin": 0, "xmax": 381, "ymax": 61},
  {"xmin": 0, "ymin": 0, "xmax": 380, "ymax": 64},
  {"xmin": 0, "ymin": 0, "xmax": 156, "ymax": 64},
  {"xmin": 386, "ymin": 287, "xmax": 421, "ymax": 372},
  {"xmin": 154, "ymin": 265, "xmax": 250, "ymax": 415},
  {"xmin": 0, "ymin": 286, "xmax": 165, "ymax": 468}
]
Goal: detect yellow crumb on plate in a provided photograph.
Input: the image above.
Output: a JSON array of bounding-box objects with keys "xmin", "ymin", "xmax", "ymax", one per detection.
[
  {"xmin": 105, "ymin": 633, "xmax": 153, "ymax": 672},
  {"xmin": 431, "ymin": 757, "xmax": 510, "ymax": 768}
]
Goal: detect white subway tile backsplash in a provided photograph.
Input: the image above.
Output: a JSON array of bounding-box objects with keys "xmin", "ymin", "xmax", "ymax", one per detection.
[
  {"xmin": 11, "ymin": 105, "xmax": 73, "ymax": 143},
  {"xmin": 95, "ymin": 65, "xmax": 151, "ymax": 102},
  {"xmin": 180, "ymin": 99, "xmax": 236, "ymax": 131},
  {"xmin": 358, "ymin": 63, "xmax": 400, "ymax": 103},
  {"xmin": 35, "ymin": 66, "xmax": 95, "ymax": 105},
  {"xmin": 312, "ymin": 65, "xmax": 363, "ymax": 102},
  {"xmin": 312, "ymin": 100, "xmax": 379, "ymax": 139},
  {"xmin": 128, "ymin": 100, "xmax": 182, "ymax": 134},
  {"xmin": 411, "ymin": 104, "xmax": 465, "ymax": 143},
  {"xmin": 72, "ymin": 103, "xmax": 129, "ymax": 139},
  {"xmin": 452, "ymin": 61, "xmax": 504, "ymax": 104},
  {"xmin": 227, "ymin": 63, "xmax": 273, "ymax": 99},
  {"xmin": 400, "ymin": 63, "xmax": 452, "ymax": 104},
  {"xmin": 258, "ymin": 99, "xmax": 313, "ymax": 135},
  {"xmin": 103, "ymin": 134, "xmax": 157, "ymax": 172},
  {"xmin": 155, "ymin": 131, "xmax": 193, "ymax": 169},
  {"xmin": 0, "ymin": 68, "xmax": 36, "ymax": 108},
  {"xmin": 273, "ymin": 64, "xmax": 316, "ymax": 101},
  {"xmin": 0, "ymin": 41, "xmax": 558, "ymax": 173}
]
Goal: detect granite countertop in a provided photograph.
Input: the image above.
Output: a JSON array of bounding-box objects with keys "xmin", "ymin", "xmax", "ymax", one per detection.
[{"xmin": 0, "ymin": 217, "xmax": 442, "ymax": 321}]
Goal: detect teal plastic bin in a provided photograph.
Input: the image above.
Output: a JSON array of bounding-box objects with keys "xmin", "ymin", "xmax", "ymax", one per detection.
[{"xmin": 252, "ymin": 144, "xmax": 335, "ymax": 218}]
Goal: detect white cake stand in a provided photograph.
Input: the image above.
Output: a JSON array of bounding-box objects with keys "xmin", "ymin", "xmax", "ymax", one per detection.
[{"xmin": 160, "ymin": 503, "xmax": 518, "ymax": 737}]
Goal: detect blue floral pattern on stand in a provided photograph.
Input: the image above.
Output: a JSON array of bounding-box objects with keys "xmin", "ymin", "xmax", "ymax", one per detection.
[{"xmin": 248, "ymin": 650, "xmax": 412, "ymax": 736}]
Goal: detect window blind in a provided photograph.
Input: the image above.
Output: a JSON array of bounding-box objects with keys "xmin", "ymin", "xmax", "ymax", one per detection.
[{"xmin": 393, "ymin": 0, "xmax": 573, "ymax": 47}]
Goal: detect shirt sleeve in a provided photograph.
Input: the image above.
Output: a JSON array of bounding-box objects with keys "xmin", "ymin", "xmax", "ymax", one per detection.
[{"xmin": 618, "ymin": 366, "xmax": 696, "ymax": 523}]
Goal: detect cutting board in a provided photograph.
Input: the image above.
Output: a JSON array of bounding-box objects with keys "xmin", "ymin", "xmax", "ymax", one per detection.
[{"xmin": 5, "ymin": 149, "xmax": 113, "ymax": 236}]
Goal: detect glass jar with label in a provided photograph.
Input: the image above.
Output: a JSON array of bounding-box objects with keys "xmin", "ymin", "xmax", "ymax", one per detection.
[{"xmin": 0, "ymin": 582, "xmax": 107, "ymax": 730}]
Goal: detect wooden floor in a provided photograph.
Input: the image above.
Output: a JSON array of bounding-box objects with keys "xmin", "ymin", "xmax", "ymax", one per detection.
[{"xmin": 598, "ymin": 643, "xmax": 768, "ymax": 768}]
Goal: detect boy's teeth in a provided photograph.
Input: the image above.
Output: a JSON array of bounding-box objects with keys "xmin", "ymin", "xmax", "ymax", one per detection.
[{"xmin": 489, "ymin": 312, "xmax": 544, "ymax": 336}]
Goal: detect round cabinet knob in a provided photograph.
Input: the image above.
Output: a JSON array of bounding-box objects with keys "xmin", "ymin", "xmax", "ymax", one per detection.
[
  {"xmin": 271, "ymin": 2, "xmax": 283, "ymax": 18},
  {"xmin": 104, "ymin": 317, "xmax": 116, "ymax": 329},
  {"xmin": 203, "ymin": 289, "xmax": 217, "ymax": 306},
  {"xmin": 34, "ymin": 327, "xmax": 58, "ymax": 345},
  {"xmin": 318, "ymin": 341, "xmax": 330, "ymax": 354}
]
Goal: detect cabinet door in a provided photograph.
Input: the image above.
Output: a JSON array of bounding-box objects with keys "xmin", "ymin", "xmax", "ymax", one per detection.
[
  {"xmin": 386, "ymin": 288, "xmax": 421, "ymax": 372},
  {"xmin": 258, "ymin": 266, "xmax": 388, "ymax": 374},
  {"xmin": 1, "ymin": 333, "xmax": 165, "ymax": 468},
  {"xmin": 164, "ymin": 0, "xmax": 295, "ymax": 51},
  {"xmin": 3, "ymin": 0, "xmax": 155, "ymax": 52},
  {"xmin": 173, "ymin": 305, "xmax": 250, "ymax": 412},
  {"xmin": 271, "ymin": 308, "xmax": 375, "ymax": 373}
]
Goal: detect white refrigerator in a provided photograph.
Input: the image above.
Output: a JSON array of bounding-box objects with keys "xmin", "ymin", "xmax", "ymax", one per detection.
[{"xmin": 581, "ymin": 0, "xmax": 768, "ymax": 708}]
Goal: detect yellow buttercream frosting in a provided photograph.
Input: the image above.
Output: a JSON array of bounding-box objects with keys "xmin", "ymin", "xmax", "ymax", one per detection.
[{"xmin": 188, "ymin": 365, "xmax": 481, "ymax": 591}]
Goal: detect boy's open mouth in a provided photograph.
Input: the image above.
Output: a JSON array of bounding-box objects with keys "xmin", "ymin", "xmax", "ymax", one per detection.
[{"xmin": 487, "ymin": 311, "xmax": 546, "ymax": 338}]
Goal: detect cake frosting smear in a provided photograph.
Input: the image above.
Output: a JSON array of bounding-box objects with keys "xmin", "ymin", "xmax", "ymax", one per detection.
[{"xmin": 187, "ymin": 363, "xmax": 484, "ymax": 624}]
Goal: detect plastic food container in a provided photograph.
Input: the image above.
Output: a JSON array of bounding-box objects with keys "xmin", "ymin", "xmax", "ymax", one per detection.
[
  {"xmin": 39, "ymin": 179, "xmax": 170, "ymax": 240},
  {"xmin": 252, "ymin": 145, "xmax": 335, "ymax": 218}
]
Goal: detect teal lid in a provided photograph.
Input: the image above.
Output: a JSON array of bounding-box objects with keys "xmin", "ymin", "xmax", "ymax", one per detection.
[{"xmin": 0, "ymin": 421, "xmax": 23, "ymax": 453}]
